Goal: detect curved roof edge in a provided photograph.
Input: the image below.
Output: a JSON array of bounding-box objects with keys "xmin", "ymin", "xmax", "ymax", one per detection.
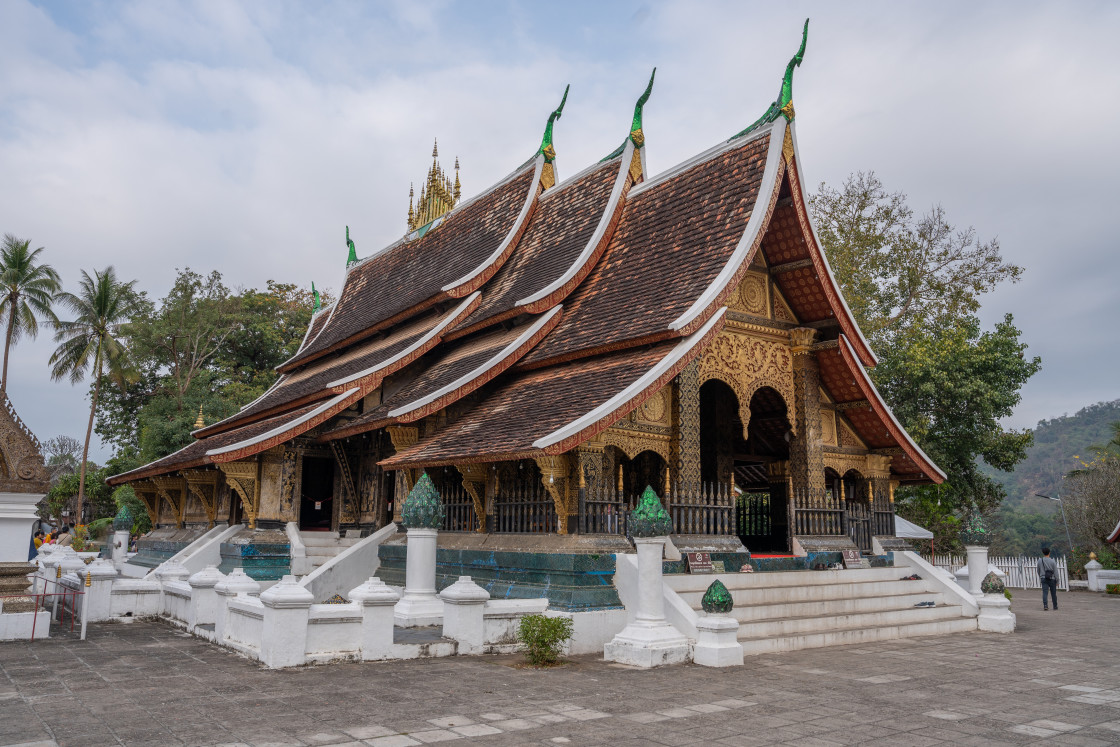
[
  {"xmin": 668, "ymin": 125, "xmax": 787, "ymax": 335},
  {"xmin": 837, "ymin": 334, "xmax": 946, "ymax": 483},
  {"xmin": 207, "ymin": 388, "xmax": 362, "ymax": 463},
  {"xmin": 1107, "ymin": 517, "xmax": 1120, "ymax": 544},
  {"xmin": 534, "ymin": 308, "xmax": 727, "ymax": 454},
  {"xmin": 786, "ymin": 121, "xmax": 878, "ymax": 368},
  {"xmin": 516, "ymin": 141, "xmax": 635, "ymax": 311}
]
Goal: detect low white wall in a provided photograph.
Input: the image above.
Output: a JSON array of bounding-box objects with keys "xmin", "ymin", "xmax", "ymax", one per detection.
[
  {"xmin": 110, "ymin": 579, "xmax": 161, "ymax": 618},
  {"xmin": 547, "ymin": 607, "xmax": 628, "ymax": 655},
  {"xmin": 225, "ymin": 597, "xmax": 264, "ymax": 653},
  {"xmin": 1089, "ymin": 568, "xmax": 1120, "ymax": 592},
  {"xmin": 162, "ymin": 581, "xmax": 192, "ymax": 620},
  {"xmin": 305, "ymin": 603, "xmax": 362, "ymax": 661},
  {"xmin": 300, "ymin": 524, "xmax": 397, "ymax": 601}
]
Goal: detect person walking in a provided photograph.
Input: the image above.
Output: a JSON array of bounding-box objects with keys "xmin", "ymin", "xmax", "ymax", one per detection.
[{"xmin": 1038, "ymin": 547, "xmax": 1059, "ymax": 611}]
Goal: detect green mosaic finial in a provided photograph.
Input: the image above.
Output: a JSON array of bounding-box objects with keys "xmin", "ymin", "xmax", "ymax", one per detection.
[
  {"xmin": 346, "ymin": 226, "xmax": 358, "ymax": 265},
  {"xmin": 537, "ymin": 84, "xmax": 570, "ymax": 163},
  {"xmin": 730, "ymin": 18, "xmax": 810, "ymax": 140},
  {"xmin": 113, "ymin": 504, "xmax": 132, "ymax": 532},
  {"xmin": 629, "ymin": 485, "xmax": 672, "ymax": 537},
  {"xmin": 959, "ymin": 511, "xmax": 992, "ymax": 546},
  {"xmin": 701, "ymin": 579, "xmax": 734, "ymax": 614},
  {"xmin": 981, "ymin": 571, "xmax": 1005, "ymax": 595},
  {"xmin": 401, "ymin": 472, "xmax": 445, "ymax": 529},
  {"xmin": 602, "ymin": 69, "xmax": 657, "ymax": 162},
  {"xmin": 311, "ymin": 282, "xmax": 321, "ymax": 314}
]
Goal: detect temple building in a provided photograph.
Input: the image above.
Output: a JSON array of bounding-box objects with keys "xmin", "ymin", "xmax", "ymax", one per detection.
[{"xmin": 109, "ymin": 24, "xmax": 941, "ymax": 601}]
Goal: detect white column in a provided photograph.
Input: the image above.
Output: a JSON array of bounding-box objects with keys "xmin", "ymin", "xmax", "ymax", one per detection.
[
  {"xmin": 111, "ymin": 530, "xmax": 130, "ymax": 571},
  {"xmin": 1085, "ymin": 558, "xmax": 1103, "ymax": 592},
  {"xmin": 439, "ymin": 576, "xmax": 490, "ymax": 655},
  {"xmin": 154, "ymin": 560, "xmax": 191, "ymax": 616},
  {"xmin": 187, "ymin": 565, "xmax": 225, "ymax": 632},
  {"xmin": 604, "ymin": 537, "xmax": 689, "ymax": 667},
  {"xmin": 0, "ymin": 491, "xmax": 45, "ymax": 562},
  {"xmin": 976, "ymin": 594, "xmax": 1016, "ymax": 633},
  {"xmin": 82, "ymin": 559, "xmax": 119, "ymax": 623},
  {"xmin": 394, "ymin": 527, "xmax": 443, "ymax": 627},
  {"xmin": 350, "ymin": 577, "xmax": 401, "ymax": 660},
  {"xmin": 964, "ymin": 545, "xmax": 988, "ymax": 597},
  {"xmin": 214, "ymin": 568, "xmax": 261, "ymax": 644},
  {"xmin": 259, "ymin": 575, "xmax": 313, "ymax": 668}
]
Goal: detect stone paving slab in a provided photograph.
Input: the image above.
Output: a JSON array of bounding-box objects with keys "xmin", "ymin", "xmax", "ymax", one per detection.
[{"xmin": 2, "ymin": 592, "xmax": 1120, "ymax": 745}]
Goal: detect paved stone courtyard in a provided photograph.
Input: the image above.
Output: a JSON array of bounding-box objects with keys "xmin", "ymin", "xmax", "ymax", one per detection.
[{"xmin": 2, "ymin": 591, "xmax": 1120, "ymax": 747}]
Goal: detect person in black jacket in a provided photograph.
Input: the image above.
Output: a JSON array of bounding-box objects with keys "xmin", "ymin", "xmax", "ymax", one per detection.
[{"xmin": 1038, "ymin": 548, "xmax": 1059, "ymax": 610}]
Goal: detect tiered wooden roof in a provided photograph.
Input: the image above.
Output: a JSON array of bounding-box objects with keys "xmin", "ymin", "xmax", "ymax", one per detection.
[{"xmin": 111, "ymin": 28, "xmax": 943, "ymax": 487}]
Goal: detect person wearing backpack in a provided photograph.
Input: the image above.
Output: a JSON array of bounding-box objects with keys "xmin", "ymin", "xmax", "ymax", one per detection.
[{"xmin": 1038, "ymin": 547, "xmax": 1059, "ymax": 611}]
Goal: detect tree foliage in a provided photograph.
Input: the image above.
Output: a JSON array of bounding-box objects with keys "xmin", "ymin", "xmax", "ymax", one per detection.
[
  {"xmin": 811, "ymin": 172, "xmax": 1041, "ymax": 550},
  {"xmin": 1063, "ymin": 455, "xmax": 1120, "ymax": 557},
  {"xmin": 0, "ymin": 234, "xmax": 61, "ymax": 392}
]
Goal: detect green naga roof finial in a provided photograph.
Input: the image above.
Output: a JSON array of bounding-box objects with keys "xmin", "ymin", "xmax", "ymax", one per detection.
[
  {"xmin": 602, "ymin": 68, "xmax": 657, "ymax": 162},
  {"xmin": 537, "ymin": 84, "xmax": 569, "ymax": 163},
  {"xmin": 311, "ymin": 282, "xmax": 321, "ymax": 313},
  {"xmin": 345, "ymin": 226, "xmax": 358, "ymax": 266},
  {"xmin": 731, "ymin": 18, "xmax": 809, "ymax": 140}
]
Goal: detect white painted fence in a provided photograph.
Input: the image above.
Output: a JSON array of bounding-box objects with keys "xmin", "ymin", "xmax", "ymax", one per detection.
[{"xmin": 922, "ymin": 554, "xmax": 1069, "ymax": 591}]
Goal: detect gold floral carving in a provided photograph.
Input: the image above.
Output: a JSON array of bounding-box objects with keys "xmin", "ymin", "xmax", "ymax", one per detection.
[
  {"xmin": 637, "ymin": 387, "xmax": 669, "ymax": 425},
  {"xmin": 183, "ymin": 469, "xmax": 219, "ymax": 527},
  {"xmin": 132, "ymin": 481, "xmax": 160, "ymax": 526},
  {"xmin": 698, "ymin": 329, "xmax": 796, "ymax": 438},
  {"xmin": 0, "ymin": 393, "xmax": 50, "ymax": 493},
  {"xmin": 823, "ymin": 454, "xmax": 867, "ymax": 479},
  {"xmin": 736, "ymin": 273, "xmax": 768, "ymax": 316},
  {"xmin": 151, "ymin": 476, "xmax": 187, "ymax": 528},
  {"xmin": 782, "ymin": 121, "xmax": 795, "ymax": 162},
  {"xmin": 821, "ymin": 409, "xmax": 837, "ymax": 446},
  {"xmin": 865, "ymin": 454, "xmax": 893, "ymax": 480},
  {"xmin": 387, "ymin": 425, "xmax": 420, "ymax": 494},
  {"xmin": 600, "ymin": 426, "xmax": 671, "ymax": 463},
  {"xmin": 534, "ymin": 455, "xmax": 572, "ymax": 535},
  {"xmin": 838, "ymin": 421, "xmax": 866, "ymax": 449},
  {"xmin": 456, "ymin": 463, "xmax": 488, "ymax": 532},
  {"xmin": 218, "ymin": 461, "xmax": 259, "ymax": 529}
]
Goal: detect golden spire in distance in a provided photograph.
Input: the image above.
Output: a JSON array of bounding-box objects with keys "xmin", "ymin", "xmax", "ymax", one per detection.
[{"xmin": 407, "ymin": 139, "xmax": 460, "ymax": 232}]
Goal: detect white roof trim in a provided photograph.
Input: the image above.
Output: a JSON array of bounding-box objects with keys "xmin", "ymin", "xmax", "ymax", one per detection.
[
  {"xmin": 206, "ymin": 388, "xmax": 359, "ymax": 457},
  {"xmin": 532, "ymin": 308, "xmax": 726, "ymax": 449},
  {"xmin": 440, "ymin": 156, "xmax": 544, "ymax": 292},
  {"xmin": 388, "ymin": 306, "xmax": 562, "ymax": 419},
  {"xmin": 325, "ymin": 292, "xmax": 480, "ymax": 390},
  {"xmin": 628, "ymin": 122, "xmax": 774, "ymax": 200},
  {"xmin": 788, "ymin": 121, "xmax": 878, "ymax": 367},
  {"xmin": 838, "ymin": 334, "xmax": 946, "ymax": 481},
  {"xmin": 516, "ymin": 141, "xmax": 633, "ymax": 307},
  {"xmin": 667, "ymin": 122, "xmax": 786, "ymax": 332}
]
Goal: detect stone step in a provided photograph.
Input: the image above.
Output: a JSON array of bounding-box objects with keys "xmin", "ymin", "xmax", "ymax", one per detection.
[
  {"xmin": 665, "ymin": 566, "xmax": 905, "ymax": 593},
  {"xmin": 738, "ymin": 616, "xmax": 977, "ymax": 655},
  {"xmin": 713, "ymin": 591, "xmax": 947, "ymax": 623},
  {"xmin": 736, "ymin": 603, "xmax": 964, "ymax": 639},
  {"xmin": 675, "ymin": 579, "xmax": 936, "ymax": 608}
]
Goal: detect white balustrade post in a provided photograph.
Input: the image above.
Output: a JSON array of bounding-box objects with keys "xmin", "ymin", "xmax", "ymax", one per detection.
[
  {"xmin": 259, "ymin": 575, "xmax": 313, "ymax": 668},
  {"xmin": 187, "ymin": 565, "xmax": 226, "ymax": 632},
  {"xmin": 394, "ymin": 527, "xmax": 443, "ymax": 627},
  {"xmin": 349, "ymin": 577, "xmax": 401, "ymax": 660},
  {"xmin": 1085, "ymin": 555, "xmax": 1104, "ymax": 592},
  {"xmin": 439, "ymin": 576, "xmax": 490, "ymax": 655},
  {"xmin": 83, "ymin": 559, "xmax": 118, "ymax": 623},
  {"xmin": 111, "ymin": 530, "xmax": 131, "ymax": 571},
  {"xmin": 964, "ymin": 545, "xmax": 989, "ymax": 597},
  {"xmin": 213, "ymin": 568, "xmax": 260, "ymax": 644},
  {"xmin": 605, "ymin": 536, "xmax": 689, "ymax": 667},
  {"xmin": 154, "ymin": 560, "xmax": 191, "ymax": 616}
]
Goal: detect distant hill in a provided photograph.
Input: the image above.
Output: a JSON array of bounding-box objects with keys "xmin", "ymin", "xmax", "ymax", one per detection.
[{"xmin": 989, "ymin": 399, "xmax": 1120, "ymax": 513}]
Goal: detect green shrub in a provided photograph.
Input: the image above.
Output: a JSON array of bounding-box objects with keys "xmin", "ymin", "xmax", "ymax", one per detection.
[
  {"xmin": 1106, "ymin": 584, "xmax": 1120, "ymax": 595},
  {"xmin": 1004, "ymin": 588, "xmax": 1013, "ymax": 601},
  {"xmin": 517, "ymin": 614, "xmax": 573, "ymax": 666}
]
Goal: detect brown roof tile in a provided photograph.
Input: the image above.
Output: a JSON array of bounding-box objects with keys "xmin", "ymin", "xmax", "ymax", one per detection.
[
  {"xmin": 283, "ymin": 164, "xmax": 538, "ymax": 369},
  {"xmin": 521, "ymin": 134, "xmax": 771, "ymax": 367}
]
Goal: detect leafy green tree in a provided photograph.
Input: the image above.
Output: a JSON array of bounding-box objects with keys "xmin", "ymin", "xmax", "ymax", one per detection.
[
  {"xmin": 0, "ymin": 234, "xmax": 62, "ymax": 392},
  {"xmin": 50, "ymin": 267, "xmax": 140, "ymax": 522},
  {"xmin": 811, "ymin": 173, "xmax": 1041, "ymax": 549},
  {"xmin": 44, "ymin": 465, "xmax": 116, "ymax": 525}
]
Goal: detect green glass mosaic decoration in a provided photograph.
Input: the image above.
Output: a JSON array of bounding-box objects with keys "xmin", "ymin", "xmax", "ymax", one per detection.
[
  {"xmin": 311, "ymin": 282, "xmax": 321, "ymax": 313},
  {"xmin": 959, "ymin": 512, "xmax": 992, "ymax": 546},
  {"xmin": 602, "ymin": 68, "xmax": 657, "ymax": 161},
  {"xmin": 701, "ymin": 579, "xmax": 734, "ymax": 614},
  {"xmin": 629, "ymin": 485, "xmax": 672, "ymax": 537},
  {"xmin": 537, "ymin": 85, "xmax": 570, "ymax": 163},
  {"xmin": 731, "ymin": 18, "xmax": 809, "ymax": 140},
  {"xmin": 401, "ymin": 472, "xmax": 445, "ymax": 529},
  {"xmin": 980, "ymin": 571, "xmax": 1005, "ymax": 595},
  {"xmin": 346, "ymin": 226, "xmax": 358, "ymax": 265},
  {"xmin": 112, "ymin": 504, "xmax": 132, "ymax": 531}
]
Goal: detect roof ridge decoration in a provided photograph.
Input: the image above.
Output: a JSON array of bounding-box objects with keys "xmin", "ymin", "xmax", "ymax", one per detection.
[
  {"xmin": 346, "ymin": 226, "xmax": 358, "ymax": 266},
  {"xmin": 603, "ymin": 68, "xmax": 656, "ymax": 162},
  {"xmin": 731, "ymin": 18, "xmax": 808, "ymax": 141},
  {"xmin": 311, "ymin": 282, "xmax": 321, "ymax": 314},
  {"xmin": 537, "ymin": 84, "xmax": 569, "ymax": 190}
]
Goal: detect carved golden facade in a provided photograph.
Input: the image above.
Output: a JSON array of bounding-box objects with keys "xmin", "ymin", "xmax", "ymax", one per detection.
[
  {"xmin": 407, "ymin": 140, "xmax": 461, "ymax": 231},
  {"xmin": 698, "ymin": 325, "xmax": 795, "ymax": 437}
]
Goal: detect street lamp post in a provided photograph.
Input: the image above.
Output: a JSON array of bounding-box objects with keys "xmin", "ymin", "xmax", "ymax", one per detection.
[{"xmin": 1035, "ymin": 492, "xmax": 1074, "ymax": 555}]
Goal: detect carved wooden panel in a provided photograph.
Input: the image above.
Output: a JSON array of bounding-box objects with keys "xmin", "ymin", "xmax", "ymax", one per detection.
[{"xmin": 698, "ymin": 328, "xmax": 795, "ymax": 435}]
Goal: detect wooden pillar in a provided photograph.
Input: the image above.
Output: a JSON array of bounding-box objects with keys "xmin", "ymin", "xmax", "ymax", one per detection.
[{"xmin": 788, "ymin": 328, "xmax": 825, "ymax": 503}]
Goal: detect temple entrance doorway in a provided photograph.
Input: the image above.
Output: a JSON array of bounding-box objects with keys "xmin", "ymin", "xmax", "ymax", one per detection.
[
  {"xmin": 699, "ymin": 383, "xmax": 791, "ymax": 553},
  {"xmin": 300, "ymin": 457, "xmax": 335, "ymax": 530},
  {"xmin": 839, "ymin": 469, "xmax": 872, "ymax": 553}
]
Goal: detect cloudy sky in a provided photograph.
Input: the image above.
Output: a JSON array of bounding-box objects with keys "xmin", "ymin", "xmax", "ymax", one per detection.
[{"xmin": 2, "ymin": 0, "xmax": 1118, "ymax": 462}]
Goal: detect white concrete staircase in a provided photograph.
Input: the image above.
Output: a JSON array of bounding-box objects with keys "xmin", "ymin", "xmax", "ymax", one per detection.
[
  {"xmin": 666, "ymin": 566, "xmax": 977, "ymax": 655},
  {"xmin": 298, "ymin": 531, "xmax": 360, "ymax": 576}
]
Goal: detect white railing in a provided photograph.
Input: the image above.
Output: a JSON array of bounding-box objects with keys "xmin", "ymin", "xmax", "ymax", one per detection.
[{"xmin": 922, "ymin": 554, "xmax": 1069, "ymax": 591}]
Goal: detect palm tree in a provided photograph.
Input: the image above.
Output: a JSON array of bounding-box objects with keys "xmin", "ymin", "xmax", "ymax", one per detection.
[
  {"xmin": 0, "ymin": 234, "xmax": 62, "ymax": 392},
  {"xmin": 50, "ymin": 267, "xmax": 139, "ymax": 522}
]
